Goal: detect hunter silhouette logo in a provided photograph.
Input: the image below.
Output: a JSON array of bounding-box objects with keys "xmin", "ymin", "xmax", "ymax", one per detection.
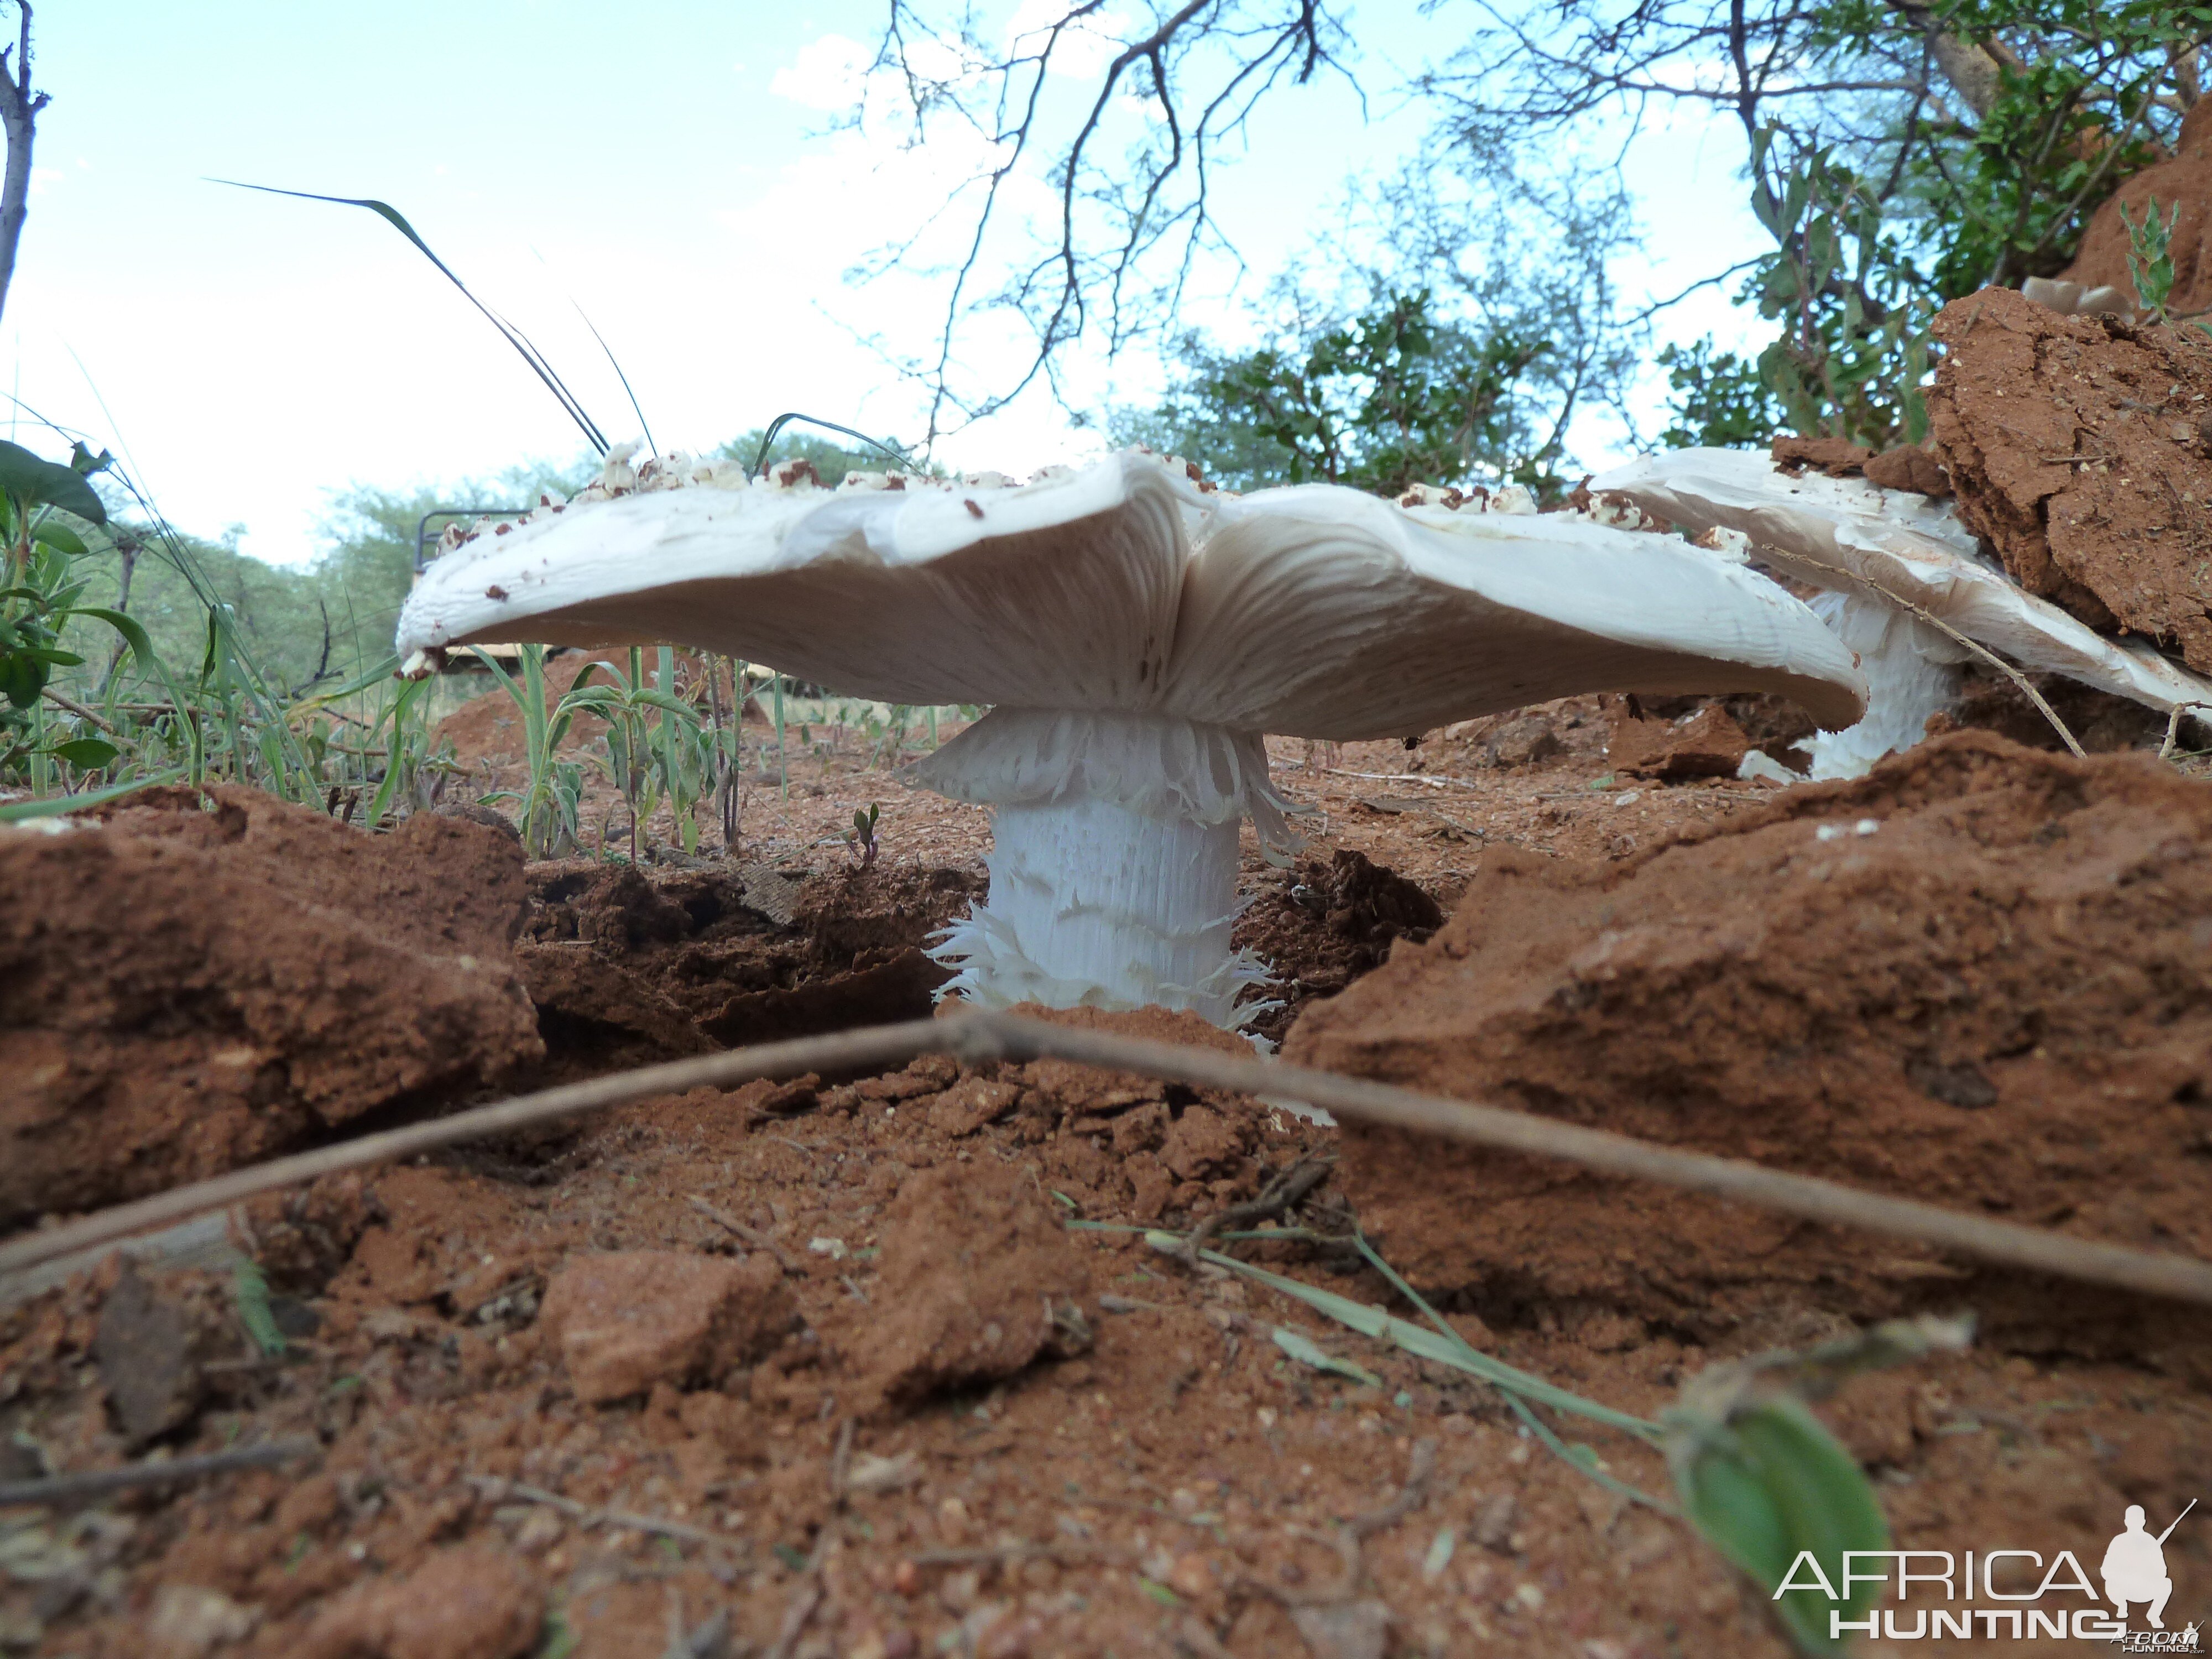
[{"xmin": 2105, "ymin": 1501, "xmax": 2195, "ymax": 1631}]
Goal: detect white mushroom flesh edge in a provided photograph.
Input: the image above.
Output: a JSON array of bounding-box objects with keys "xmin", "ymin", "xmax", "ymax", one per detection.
[
  {"xmin": 1589, "ymin": 448, "xmax": 2212, "ymax": 778},
  {"xmin": 397, "ymin": 451, "xmax": 1866, "ymax": 1029}
]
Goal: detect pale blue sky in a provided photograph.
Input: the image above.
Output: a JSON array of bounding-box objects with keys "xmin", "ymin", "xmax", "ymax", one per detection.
[{"xmin": 9, "ymin": 2, "xmax": 1770, "ymax": 564}]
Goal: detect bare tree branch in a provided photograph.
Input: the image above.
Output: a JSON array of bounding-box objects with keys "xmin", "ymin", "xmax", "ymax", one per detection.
[
  {"xmin": 851, "ymin": 2, "xmax": 1357, "ymax": 446},
  {"xmin": 0, "ymin": 0, "xmax": 48, "ymax": 327}
]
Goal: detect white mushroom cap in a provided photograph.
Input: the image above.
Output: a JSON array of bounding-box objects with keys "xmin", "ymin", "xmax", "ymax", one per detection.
[
  {"xmin": 396, "ymin": 449, "xmax": 1867, "ymax": 737},
  {"xmin": 1588, "ymin": 447, "xmax": 2212, "ymax": 727}
]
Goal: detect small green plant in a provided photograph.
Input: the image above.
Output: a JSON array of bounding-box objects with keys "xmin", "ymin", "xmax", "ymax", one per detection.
[
  {"xmin": 0, "ymin": 442, "xmax": 159, "ymax": 786},
  {"xmin": 469, "ymin": 644, "xmax": 591, "ymax": 858},
  {"xmin": 552, "ymin": 645, "xmax": 706, "ymax": 862},
  {"xmin": 844, "ymin": 801, "xmax": 880, "ymax": 869},
  {"xmin": 231, "ymin": 1259, "xmax": 287, "ymax": 1358},
  {"xmin": 2118, "ymin": 195, "xmax": 2205, "ymax": 330}
]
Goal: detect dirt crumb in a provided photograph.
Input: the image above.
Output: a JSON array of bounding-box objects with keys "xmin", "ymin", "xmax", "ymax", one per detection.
[
  {"xmin": 1607, "ymin": 702, "xmax": 1750, "ymax": 782},
  {"xmin": 92, "ymin": 1265, "xmax": 243, "ymax": 1447},
  {"xmin": 299, "ymin": 1546, "xmax": 543, "ymax": 1659},
  {"xmin": 539, "ymin": 1250, "xmax": 794, "ymax": 1404},
  {"xmin": 145, "ymin": 1584, "xmax": 259, "ymax": 1659},
  {"xmin": 1771, "ymin": 434, "xmax": 1873, "ymax": 476},
  {"xmin": 855, "ymin": 1162, "xmax": 1090, "ymax": 1409}
]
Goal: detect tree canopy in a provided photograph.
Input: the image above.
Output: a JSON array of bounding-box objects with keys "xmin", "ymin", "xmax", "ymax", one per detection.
[{"xmin": 848, "ymin": 0, "xmax": 2210, "ymax": 468}]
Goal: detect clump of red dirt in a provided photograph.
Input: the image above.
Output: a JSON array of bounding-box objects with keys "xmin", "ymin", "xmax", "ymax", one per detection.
[
  {"xmin": 0, "ymin": 786, "xmax": 540, "ymax": 1225},
  {"xmin": 1926, "ymin": 285, "xmax": 2212, "ymax": 669},
  {"xmin": 1288, "ymin": 733, "xmax": 2212, "ymax": 1368},
  {"xmin": 2059, "ymin": 98, "xmax": 2212, "ymax": 316},
  {"xmin": 1770, "ymin": 434, "xmax": 1950, "ymax": 496},
  {"xmin": 839, "ymin": 1161, "xmax": 1092, "ymax": 1412}
]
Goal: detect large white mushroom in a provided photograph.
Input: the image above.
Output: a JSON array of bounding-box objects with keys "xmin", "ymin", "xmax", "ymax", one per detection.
[
  {"xmin": 397, "ymin": 451, "xmax": 1866, "ymax": 1026},
  {"xmin": 1589, "ymin": 447, "xmax": 2212, "ymax": 777}
]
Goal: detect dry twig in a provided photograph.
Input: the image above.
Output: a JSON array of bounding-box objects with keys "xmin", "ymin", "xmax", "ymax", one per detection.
[
  {"xmin": 1781, "ymin": 549, "xmax": 2085, "ymax": 757},
  {"xmin": 8, "ymin": 1014, "xmax": 2212, "ymax": 1308},
  {"xmin": 1179, "ymin": 1155, "xmax": 1334, "ymax": 1262},
  {"xmin": 687, "ymin": 1194, "xmax": 804, "ymax": 1274},
  {"xmin": 0, "ymin": 1437, "xmax": 317, "ymax": 1507},
  {"xmin": 466, "ymin": 1475, "xmax": 733, "ymax": 1554}
]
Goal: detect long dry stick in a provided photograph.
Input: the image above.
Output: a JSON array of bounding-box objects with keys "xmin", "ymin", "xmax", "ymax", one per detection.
[
  {"xmin": 0, "ymin": 1438, "xmax": 317, "ymax": 1508},
  {"xmin": 6, "ymin": 1014, "xmax": 2212, "ymax": 1309}
]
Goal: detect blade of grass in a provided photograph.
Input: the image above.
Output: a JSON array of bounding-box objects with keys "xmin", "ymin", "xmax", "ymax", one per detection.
[
  {"xmin": 748, "ymin": 412, "xmax": 914, "ymax": 479},
  {"xmin": 0, "ymin": 770, "xmax": 185, "ymax": 820},
  {"xmin": 211, "ymin": 180, "xmax": 609, "ymax": 457},
  {"xmin": 1146, "ymin": 1231, "xmax": 1661, "ymax": 1441}
]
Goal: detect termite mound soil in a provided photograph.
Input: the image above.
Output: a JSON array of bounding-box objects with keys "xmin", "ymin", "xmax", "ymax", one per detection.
[
  {"xmin": 1288, "ymin": 732, "xmax": 2212, "ymax": 1372},
  {"xmin": 2058, "ymin": 97, "xmax": 2212, "ymax": 316},
  {"xmin": 1926, "ymin": 285, "xmax": 2212, "ymax": 669},
  {"xmin": 0, "ymin": 786, "xmax": 540, "ymax": 1227}
]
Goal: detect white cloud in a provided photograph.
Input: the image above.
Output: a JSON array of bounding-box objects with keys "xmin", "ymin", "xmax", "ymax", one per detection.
[{"xmin": 770, "ymin": 33, "xmax": 873, "ymax": 112}]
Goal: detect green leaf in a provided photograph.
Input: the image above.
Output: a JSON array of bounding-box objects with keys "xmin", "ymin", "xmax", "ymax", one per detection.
[
  {"xmin": 70, "ymin": 606, "xmax": 158, "ymax": 670},
  {"xmin": 0, "ymin": 771, "xmax": 186, "ymax": 821},
  {"xmin": 0, "ymin": 442, "xmax": 108, "ymax": 524},
  {"xmin": 1673, "ymin": 1397, "xmax": 1889, "ymax": 1655},
  {"xmin": 31, "ymin": 520, "xmax": 87, "ymax": 556},
  {"xmin": 48, "ymin": 737, "xmax": 120, "ymax": 769},
  {"xmin": 1273, "ymin": 1326, "xmax": 1384, "ymax": 1387},
  {"xmin": 210, "ymin": 180, "xmax": 608, "ymax": 455},
  {"xmin": 232, "ymin": 1259, "xmax": 287, "ymax": 1357}
]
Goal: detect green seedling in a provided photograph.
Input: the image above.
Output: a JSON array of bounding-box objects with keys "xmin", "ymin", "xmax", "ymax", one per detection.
[
  {"xmin": 231, "ymin": 1259, "xmax": 286, "ymax": 1358},
  {"xmin": 471, "ymin": 644, "xmax": 593, "ymax": 858},
  {"xmin": 845, "ymin": 801, "xmax": 880, "ymax": 868}
]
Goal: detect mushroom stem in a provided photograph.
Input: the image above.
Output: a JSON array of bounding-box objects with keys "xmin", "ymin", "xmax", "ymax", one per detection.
[
  {"xmin": 907, "ymin": 707, "xmax": 1287, "ymax": 1027},
  {"xmin": 929, "ymin": 796, "xmax": 1266, "ymax": 1024},
  {"xmin": 1802, "ymin": 591, "xmax": 1967, "ymax": 780}
]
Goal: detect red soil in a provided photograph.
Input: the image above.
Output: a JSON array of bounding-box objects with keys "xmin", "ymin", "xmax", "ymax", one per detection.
[
  {"xmin": 0, "ymin": 785, "xmax": 539, "ymax": 1225},
  {"xmin": 5, "ymin": 717, "xmax": 2210, "ymax": 1656},
  {"xmin": 1289, "ymin": 733, "xmax": 2212, "ymax": 1372}
]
